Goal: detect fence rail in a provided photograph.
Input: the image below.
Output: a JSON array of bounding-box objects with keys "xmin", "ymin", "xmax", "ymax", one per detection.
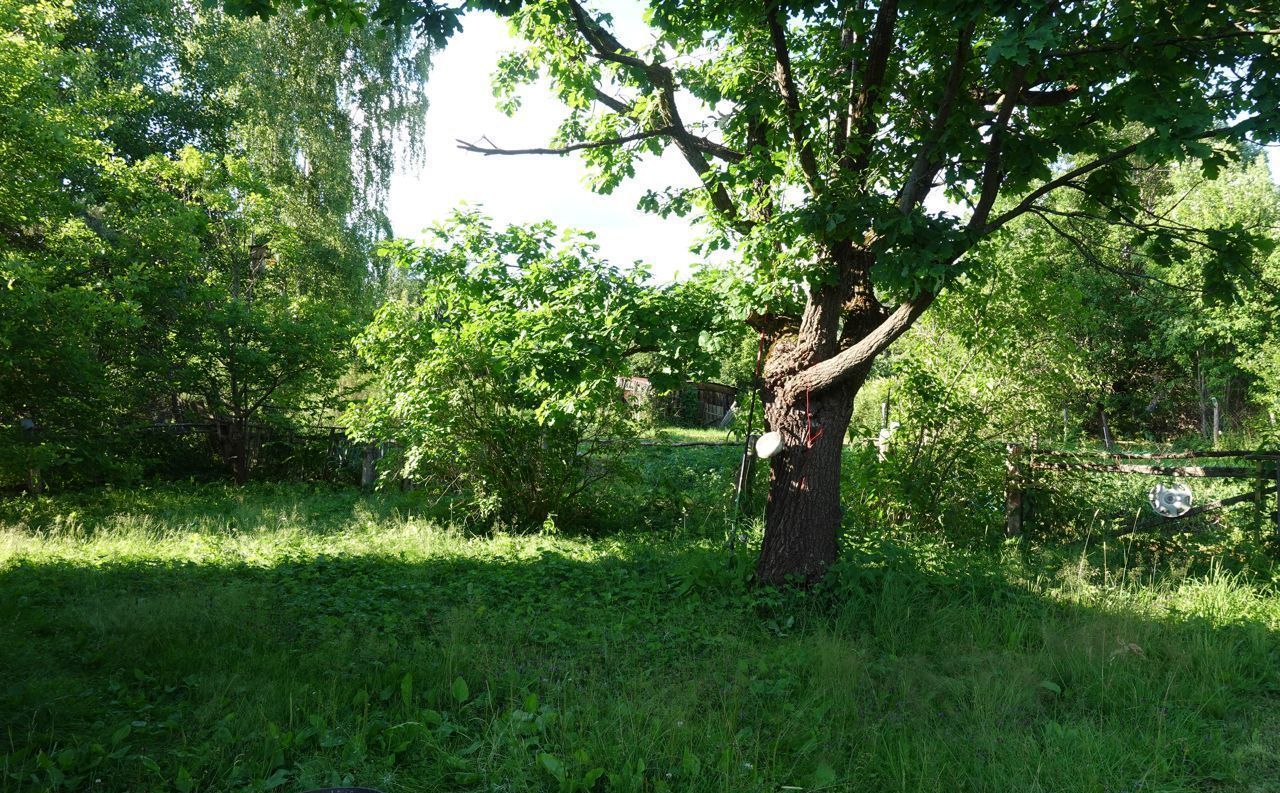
[
  {"xmin": 1028, "ymin": 462, "xmax": 1268, "ymax": 478},
  {"xmin": 1031, "ymin": 448, "xmax": 1280, "ymax": 462},
  {"xmin": 1004, "ymin": 442, "xmax": 1280, "ymax": 538}
]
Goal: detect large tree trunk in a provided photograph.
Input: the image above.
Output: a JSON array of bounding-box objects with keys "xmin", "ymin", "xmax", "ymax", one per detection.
[
  {"xmin": 747, "ymin": 247, "xmax": 920, "ymax": 586},
  {"xmin": 756, "ymin": 381, "xmax": 857, "ymax": 584}
]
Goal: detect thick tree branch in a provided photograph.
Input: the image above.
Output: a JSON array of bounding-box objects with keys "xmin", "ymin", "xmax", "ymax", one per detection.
[
  {"xmin": 967, "ymin": 65, "xmax": 1027, "ymax": 231},
  {"xmin": 565, "ymin": 0, "xmax": 649, "ymax": 71},
  {"xmin": 830, "ymin": 6, "xmax": 857, "ymax": 164},
  {"xmin": 846, "ymin": 0, "xmax": 899, "ymax": 174},
  {"xmin": 767, "ymin": 1, "xmax": 823, "ymax": 195},
  {"xmin": 897, "ymin": 23, "xmax": 974, "ymax": 213},
  {"xmin": 985, "ymin": 116, "xmax": 1265, "ymax": 235},
  {"xmin": 792, "ymin": 290, "xmax": 937, "ymax": 395},
  {"xmin": 679, "ymin": 131, "xmax": 746, "ymax": 164},
  {"xmin": 652, "ymin": 82, "xmax": 746, "ymax": 225},
  {"xmin": 588, "ymin": 88, "xmax": 745, "ymax": 163},
  {"xmin": 983, "ymin": 144, "xmax": 1141, "ymax": 234},
  {"xmin": 563, "ymin": 0, "xmax": 749, "ymax": 229},
  {"xmin": 591, "ymin": 86, "xmax": 631, "ymax": 114}
]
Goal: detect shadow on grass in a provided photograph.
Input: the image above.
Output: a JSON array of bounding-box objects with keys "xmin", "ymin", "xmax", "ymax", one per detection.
[{"xmin": 4, "ymin": 530, "xmax": 1280, "ymax": 792}]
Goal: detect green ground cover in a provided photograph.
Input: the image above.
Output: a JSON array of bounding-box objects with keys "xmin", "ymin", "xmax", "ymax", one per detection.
[{"xmin": 3, "ymin": 480, "xmax": 1280, "ymax": 792}]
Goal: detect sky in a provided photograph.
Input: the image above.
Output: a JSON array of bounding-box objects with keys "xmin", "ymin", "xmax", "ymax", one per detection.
[{"xmin": 387, "ymin": 7, "xmax": 1280, "ymax": 283}]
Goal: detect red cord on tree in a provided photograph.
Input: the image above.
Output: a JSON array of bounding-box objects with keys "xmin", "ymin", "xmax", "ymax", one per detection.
[{"xmin": 804, "ymin": 387, "xmax": 824, "ymax": 449}]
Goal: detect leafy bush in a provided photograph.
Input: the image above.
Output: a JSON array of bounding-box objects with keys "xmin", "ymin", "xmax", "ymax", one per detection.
[
  {"xmin": 845, "ymin": 343, "xmax": 1008, "ymax": 542},
  {"xmin": 845, "ymin": 447, "xmax": 1004, "ymax": 546},
  {"xmin": 348, "ymin": 210, "xmax": 713, "ymax": 526}
]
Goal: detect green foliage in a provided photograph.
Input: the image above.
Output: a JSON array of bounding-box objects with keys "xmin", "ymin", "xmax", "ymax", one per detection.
[
  {"xmin": 130, "ymin": 148, "xmax": 363, "ymax": 478},
  {"xmin": 847, "ymin": 350, "xmax": 1007, "ymax": 540},
  {"xmin": 843, "ymin": 153, "xmax": 1280, "ymax": 501},
  {"xmin": 67, "ymin": 0, "xmax": 432, "ymax": 236},
  {"xmin": 1, "ymin": 139, "xmax": 363, "ymax": 484},
  {"xmin": 488, "ymin": 0, "xmax": 1279, "ymax": 307},
  {"xmin": 349, "ymin": 209, "xmax": 715, "ymax": 524},
  {"xmin": 952, "ymin": 154, "xmax": 1280, "ymax": 439},
  {"xmin": 223, "ymin": 0, "xmax": 470, "ymax": 48},
  {"xmin": 5, "ymin": 481, "xmax": 1280, "ymax": 790},
  {"xmin": 281, "ymin": 0, "xmax": 1280, "ymax": 583},
  {"xmin": 0, "ymin": 0, "xmax": 431, "ymax": 486}
]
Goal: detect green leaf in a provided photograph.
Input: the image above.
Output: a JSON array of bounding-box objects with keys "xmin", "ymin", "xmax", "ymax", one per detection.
[
  {"xmin": 260, "ymin": 767, "xmax": 290, "ymax": 790},
  {"xmin": 451, "ymin": 676, "xmax": 469, "ymax": 703},
  {"xmin": 400, "ymin": 671, "xmax": 413, "ymax": 707},
  {"xmin": 808, "ymin": 761, "xmax": 838, "ymax": 787},
  {"xmin": 537, "ymin": 752, "xmax": 566, "ymax": 781}
]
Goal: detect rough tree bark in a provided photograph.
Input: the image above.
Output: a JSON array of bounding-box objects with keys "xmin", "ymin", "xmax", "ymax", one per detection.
[
  {"xmin": 756, "ymin": 379, "xmax": 857, "ymax": 583},
  {"xmin": 751, "ymin": 254, "xmax": 887, "ymax": 584}
]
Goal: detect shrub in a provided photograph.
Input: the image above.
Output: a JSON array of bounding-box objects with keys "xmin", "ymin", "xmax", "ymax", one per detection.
[{"xmin": 348, "ymin": 209, "xmax": 713, "ymax": 526}]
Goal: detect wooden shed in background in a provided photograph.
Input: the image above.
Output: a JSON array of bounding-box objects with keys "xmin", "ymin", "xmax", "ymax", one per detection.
[
  {"xmin": 692, "ymin": 382, "xmax": 737, "ymax": 426},
  {"xmin": 618, "ymin": 377, "xmax": 739, "ymax": 426}
]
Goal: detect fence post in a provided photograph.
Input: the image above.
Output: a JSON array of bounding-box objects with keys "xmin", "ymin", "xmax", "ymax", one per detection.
[
  {"xmin": 1005, "ymin": 442, "xmax": 1024, "ymax": 538},
  {"xmin": 361, "ymin": 443, "xmax": 377, "ymax": 490},
  {"xmin": 1274, "ymin": 460, "xmax": 1280, "ymax": 539},
  {"xmin": 1212, "ymin": 397, "xmax": 1221, "ymax": 449},
  {"xmin": 1256, "ymin": 460, "xmax": 1266, "ymax": 521}
]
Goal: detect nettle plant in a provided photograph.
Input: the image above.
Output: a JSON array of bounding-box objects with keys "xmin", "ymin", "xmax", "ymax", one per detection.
[{"xmin": 349, "ymin": 209, "xmax": 712, "ymax": 525}]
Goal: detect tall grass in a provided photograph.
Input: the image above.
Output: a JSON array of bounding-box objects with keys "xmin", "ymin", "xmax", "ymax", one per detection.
[{"xmin": 4, "ymin": 480, "xmax": 1280, "ymax": 792}]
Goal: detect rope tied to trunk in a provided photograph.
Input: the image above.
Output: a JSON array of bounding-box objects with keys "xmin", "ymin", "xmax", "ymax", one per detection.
[{"xmin": 804, "ymin": 387, "xmax": 824, "ymax": 449}]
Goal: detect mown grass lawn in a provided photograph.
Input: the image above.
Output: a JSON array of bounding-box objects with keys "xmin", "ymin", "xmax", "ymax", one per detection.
[{"xmin": 3, "ymin": 483, "xmax": 1280, "ymax": 792}]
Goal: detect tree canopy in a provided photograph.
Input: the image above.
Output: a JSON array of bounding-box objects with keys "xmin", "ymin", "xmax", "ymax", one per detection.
[{"xmin": 4, "ymin": 0, "xmax": 1279, "ymax": 584}]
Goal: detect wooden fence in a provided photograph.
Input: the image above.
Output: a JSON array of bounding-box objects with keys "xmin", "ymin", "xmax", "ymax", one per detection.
[{"xmin": 1004, "ymin": 443, "xmax": 1280, "ymax": 537}]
